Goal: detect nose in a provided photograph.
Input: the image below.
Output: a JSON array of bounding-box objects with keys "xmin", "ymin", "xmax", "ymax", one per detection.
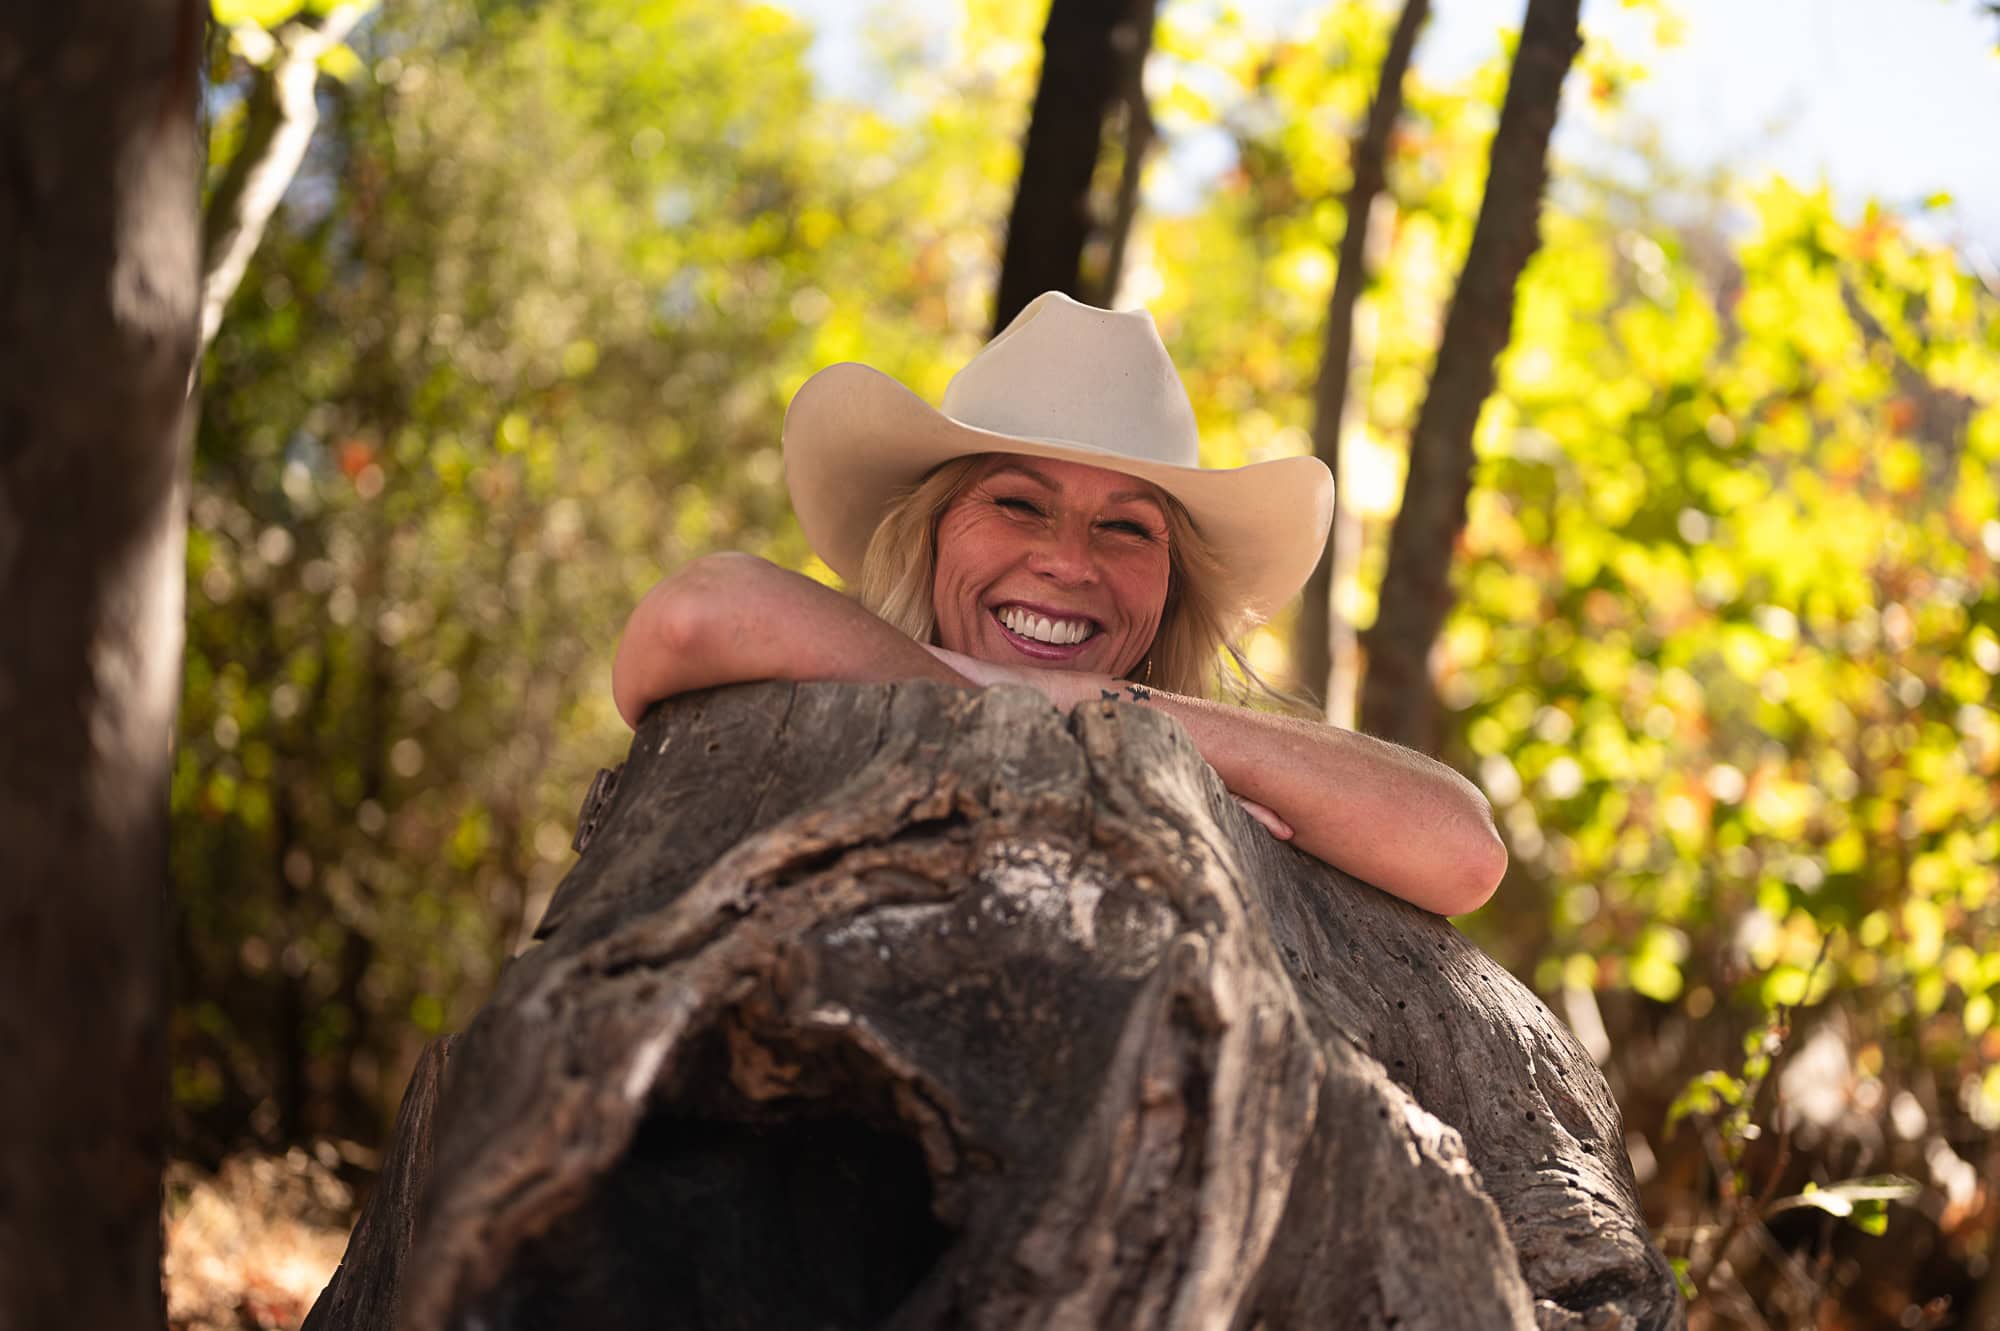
[{"xmin": 1025, "ymin": 520, "xmax": 1098, "ymax": 586}]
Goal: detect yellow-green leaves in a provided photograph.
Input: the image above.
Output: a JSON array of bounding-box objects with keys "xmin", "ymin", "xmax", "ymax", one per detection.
[{"xmin": 212, "ymin": 0, "xmax": 311, "ymax": 27}]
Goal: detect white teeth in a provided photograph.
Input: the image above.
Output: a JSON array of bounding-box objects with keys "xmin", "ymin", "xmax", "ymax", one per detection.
[{"xmin": 998, "ymin": 606, "xmax": 1092, "ymax": 646}]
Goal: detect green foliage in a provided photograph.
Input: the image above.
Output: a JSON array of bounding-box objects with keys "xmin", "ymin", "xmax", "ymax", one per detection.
[
  {"xmin": 1665, "ymin": 1067, "xmax": 1745, "ymax": 1133},
  {"xmin": 1073, "ymin": 6, "xmax": 1996, "ymax": 1311},
  {"xmin": 212, "ymin": 0, "xmax": 338, "ymax": 29},
  {"xmin": 180, "ymin": 3, "xmax": 1999, "ymax": 1319},
  {"xmin": 1768, "ymin": 1177, "xmax": 1920, "ymax": 1235},
  {"xmin": 1463, "ymin": 175, "xmax": 1998, "ymax": 1101},
  {"xmin": 180, "ymin": 0, "xmax": 1036, "ymax": 1146}
]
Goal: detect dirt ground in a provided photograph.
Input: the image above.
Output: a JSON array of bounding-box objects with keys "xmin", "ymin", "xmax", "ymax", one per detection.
[{"xmin": 164, "ymin": 1152, "xmax": 353, "ymax": 1331}]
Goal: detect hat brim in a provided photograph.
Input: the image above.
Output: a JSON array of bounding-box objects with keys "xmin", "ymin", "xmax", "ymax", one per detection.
[{"xmin": 782, "ymin": 362, "xmax": 1334, "ymax": 629}]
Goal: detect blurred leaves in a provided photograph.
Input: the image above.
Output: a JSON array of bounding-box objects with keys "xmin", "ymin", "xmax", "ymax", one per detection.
[
  {"xmin": 1768, "ymin": 1176, "xmax": 1920, "ymax": 1234},
  {"xmin": 180, "ymin": 0, "xmax": 1037, "ymax": 1147},
  {"xmin": 178, "ymin": 1, "xmax": 1999, "ymax": 1319}
]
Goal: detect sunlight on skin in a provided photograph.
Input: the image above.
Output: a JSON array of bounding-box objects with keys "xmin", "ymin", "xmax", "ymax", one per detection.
[
  {"xmin": 931, "ymin": 456, "xmax": 1170, "ymax": 682},
  {"xmin": 922, "ymin": 455, "xmax": 1295, "ymax": 841}
]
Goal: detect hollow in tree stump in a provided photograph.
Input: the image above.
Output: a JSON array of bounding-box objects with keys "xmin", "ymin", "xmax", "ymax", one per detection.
[{"xmin": 304, "ymin": 680, "xmax": 1682, "ymax": 1331}]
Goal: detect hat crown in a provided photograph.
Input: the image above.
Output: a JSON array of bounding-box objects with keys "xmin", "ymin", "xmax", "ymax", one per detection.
[{"xmin": 940, "ymin": 292, "xmax": 1200, "ymax": 467}]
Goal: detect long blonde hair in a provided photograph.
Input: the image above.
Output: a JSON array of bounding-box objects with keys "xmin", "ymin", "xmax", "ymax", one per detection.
[{"xmin": 853, "ymin": 454, "xmax": 1251, "ymax": 701}]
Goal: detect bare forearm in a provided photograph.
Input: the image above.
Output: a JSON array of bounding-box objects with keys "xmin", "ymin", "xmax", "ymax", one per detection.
[
  {"xmin": 612, "ymin": 553, "xmax": 965, "ymax": 727},
  {"xmin": 1089, "ymin": 682, "xmax": 1506, "ymax": 915}
]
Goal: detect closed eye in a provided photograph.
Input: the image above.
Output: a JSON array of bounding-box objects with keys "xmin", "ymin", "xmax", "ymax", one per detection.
[
  {"xmin": 1103, "ymin": 519, "xmax": 1159, "ymax": 539},
  {"xmin": 995, "ymin": 496, "xmax": 1045, "ymax": 516}
]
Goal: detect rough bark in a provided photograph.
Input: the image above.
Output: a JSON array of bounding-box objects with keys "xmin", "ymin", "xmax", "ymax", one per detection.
[
  {"xmin": 307, "ymin": 680, "xmax": 1680, "ymax": 1331},
  {"xmin": 994, "ymin": 0, "xmax": 1159, "ymax": 332},
  {"xmin": 0, "ymin": 3, "xmax": 203, "ymax": 1329},
  {"xmin": 300, "ymin": 1038, "xmax": 456, "ymax": 1331},
  {"xmin": 1358, "ymin": 0, "xmax": 1581, "ymax": 754},
  {"xmin": 1292, "ymin": 0, "xmax": 1429, "ymax": 721}
]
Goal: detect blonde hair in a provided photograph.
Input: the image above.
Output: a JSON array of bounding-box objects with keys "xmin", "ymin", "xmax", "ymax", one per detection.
[{"xmin": 853, "ymin": 454, "xmax": 1258, "ymax": 702}]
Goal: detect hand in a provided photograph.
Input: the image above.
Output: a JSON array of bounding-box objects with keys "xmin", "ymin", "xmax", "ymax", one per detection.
[{"xmin": 1231, "ymin": 792, "xmax": 1294, "ymax": 840}]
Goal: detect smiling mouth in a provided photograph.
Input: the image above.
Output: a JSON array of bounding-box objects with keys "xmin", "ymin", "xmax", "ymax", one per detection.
[{"xmin": 992, "ymin": 604, "xmax": 1098, "ymax": 649}]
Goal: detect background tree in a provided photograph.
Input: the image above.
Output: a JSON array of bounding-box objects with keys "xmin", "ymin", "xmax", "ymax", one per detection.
[
  {"xmin": 166, "ymin": 1, "xmax": 2000, "ymax": 1323},
  {"xmin": 0, "ymin": 0, "xmax": 203, "ymax": 1327},
  {"xmin": 200, "ymin": 0, "xmax": 372, "ymax": 354},
  {"xmin": 1358, "ymin": 0, "xmax": 1581, "ymax": 754},
  {"xmin": 993, "ymin": 0, "xmax": 1160, "ymax": 330},
  {"xmin": 175, "ymin": 0, "xmax": 1036, "ymax": 1154},
  {"xmin": 1291, "ymin": 0, "xmax": 1429, "ymax": 721}
]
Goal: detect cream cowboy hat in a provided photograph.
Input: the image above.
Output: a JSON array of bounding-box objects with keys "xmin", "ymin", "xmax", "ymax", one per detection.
[{"xmin": 781, "ymin": 291, "xmax": 1333, "ymax": 628}]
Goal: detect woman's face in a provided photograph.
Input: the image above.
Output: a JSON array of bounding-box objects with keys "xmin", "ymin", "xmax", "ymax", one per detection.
[{"xmin": 932, "ymin": 455, "xmax": 1172, "ymax": 678}]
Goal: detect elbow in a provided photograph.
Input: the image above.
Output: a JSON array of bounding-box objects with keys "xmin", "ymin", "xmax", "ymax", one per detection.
[
  {"xmin": 1445, "ymin": 815, "xmax": 1509, "ymax": 916},
  {"xmin": 1404, "ymin": 788, "xmax": 1507, "ymax": 917},
  {"xmin": 612, "ymin": 554, "xmax": 764, "ymax": 728},
  {"xmin": 1432, "ymin": 799, "xmax": 1504, "ymax": 911},
  {"xmin": 1368, "ymin": 808, "xmax": 1507, "ymax": 918},
  {"xmin": 611, "ymin": 588, "xmax": 687, "ymax": 729}
]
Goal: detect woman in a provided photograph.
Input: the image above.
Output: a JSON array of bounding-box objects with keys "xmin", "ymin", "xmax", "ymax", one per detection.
[{"xmin": 613, "ymin": 293, "xmax": 1505, "ymax": 915}]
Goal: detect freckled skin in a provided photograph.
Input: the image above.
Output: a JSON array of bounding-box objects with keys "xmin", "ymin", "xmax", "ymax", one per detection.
[{"xmin": 931, "ymin": 456, "xmax": 1171, "ymax": 680}]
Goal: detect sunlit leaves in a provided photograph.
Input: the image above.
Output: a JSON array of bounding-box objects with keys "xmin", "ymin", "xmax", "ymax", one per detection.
[
  {"xmin": 176, "ymin": 0, "xmax": 2000, "ymax": 1218},
  {"xmin": 1767, "ymin": 1177, "xmax": 1919, "ymax": 1236},
  {"xmin": 212, "ymin": 0, "xmax": 314, "ymax": 29},
  {"xmin": 1449, "ymin": 167, "xmax": 1999, "ymax": 1175},
  {"xmin": 179, "ymin": 0, "xmax": 1037, "ymax": 1144}
]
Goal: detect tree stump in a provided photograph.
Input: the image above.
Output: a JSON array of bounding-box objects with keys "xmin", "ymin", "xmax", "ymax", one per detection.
[{"xmin": 305, "ymin": 680, "xmax": 1682, "ymax": 1330}]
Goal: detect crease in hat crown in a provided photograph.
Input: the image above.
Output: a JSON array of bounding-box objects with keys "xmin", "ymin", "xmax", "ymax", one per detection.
[{"xmin": 937, "ymin": 292, "xmax": 1201, "ymax": 467}]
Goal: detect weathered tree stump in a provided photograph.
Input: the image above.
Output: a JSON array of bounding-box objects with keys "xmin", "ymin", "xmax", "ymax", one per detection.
[{"xmin": 305, "ymin": 680, "xmax": 1682, "ymax": 1330}]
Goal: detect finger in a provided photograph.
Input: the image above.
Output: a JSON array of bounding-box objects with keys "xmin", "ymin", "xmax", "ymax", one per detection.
[{"xmin": 1231, "ymin": 794, "xmax": 1294, "ymax": 840}]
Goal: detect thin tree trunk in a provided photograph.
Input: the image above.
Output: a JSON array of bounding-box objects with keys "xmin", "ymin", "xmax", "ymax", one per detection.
[
  {"xmin": 1321, "ymin": 202, "xmax": 1389, "ymax": 729},
  {"xmin": 198, "ymin": 3, "xmax": 366, "ymax": 355},
  {"xmin": 1359, "ymin": 0, "xmax": 1581, "ymax": 753},
  {"xmin": 1088, "ymin": 33, "xmax": 1155, "ymax": 307},
  {"xmin": 994, "ymin": 0, "xmax": 1159, "ymax": 331},
  {"xmin": 0, "ymin": 2, "xmax": 203, "ymax": 1328},
  {"xmin": 1293, "ymin": 0, "xmax": 1429, "ymax": 719}
]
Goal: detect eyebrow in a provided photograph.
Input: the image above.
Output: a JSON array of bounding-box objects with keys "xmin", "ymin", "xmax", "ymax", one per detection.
[{"xmin": 983, "ymin": 460, "xmax": 1166, "ymax": 511}]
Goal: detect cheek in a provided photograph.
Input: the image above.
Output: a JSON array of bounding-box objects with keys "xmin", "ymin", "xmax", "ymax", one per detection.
[
  {"xmin": 1122, "ymin": 556, "xmax": 1172, "ymax": 634},
  {"xmin": 933, "ymin": 513, "xmax": 1013, "ymax": 598},
  {"xmin": 931, "ymin": 522, "xmax": 967, "ymax": 593},
  {"xmin": 929, "ymin": 516, "xmax": 988, "ymax": 646}
]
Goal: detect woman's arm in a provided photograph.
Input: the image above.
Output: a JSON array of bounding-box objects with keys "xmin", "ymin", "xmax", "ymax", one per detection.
[
  {"xmin": 930, "ymin": 648, "xmax": 1506, "ymax": 916},
  {"xmin": 611, "ymin": 553, "xmax": 968, "ymax": 727},
  {"xmin": 613, "ymin": 557, "xmax": 1505, "ymax": 913},
  {"xmin": 1156, "ymin": 689, "xmax": 1506, "ymax": 915}
]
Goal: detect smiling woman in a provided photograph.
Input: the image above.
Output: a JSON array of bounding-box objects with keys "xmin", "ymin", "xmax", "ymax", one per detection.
[
  {"xmin": 857, "ymin": 454, "xmax": 1234, "ymax": 698},
  {"xmin": 612, "ymin": 292, "xmax": 1507, "ymax": 914},
  {"xmin": 932, "ymin": 457, "xmax": 1171, "ymax": 676}
]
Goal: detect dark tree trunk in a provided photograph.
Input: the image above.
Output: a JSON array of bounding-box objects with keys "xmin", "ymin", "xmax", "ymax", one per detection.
[
  {"xmin": 1358, "ymin": 0, "xmax": 1581, "ymax": 753},
  {"xmin": 994, "ymin": 0, "xmax": 1159, "ymax": 332},
  {"xmin": 0, "ymin": 3, "xmax": 203, "ymax": 1329},
  {"xmin": 1292, "ymin": 0, "xmax": 1430, "ymax": 719},
  {"xmin": 1084, "ymin": 48, "xmax": 1153, "ymax": 309},
  {"xmin": 307, "ymin": 681, "xmax": 1681, "ymax": 1331}
]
